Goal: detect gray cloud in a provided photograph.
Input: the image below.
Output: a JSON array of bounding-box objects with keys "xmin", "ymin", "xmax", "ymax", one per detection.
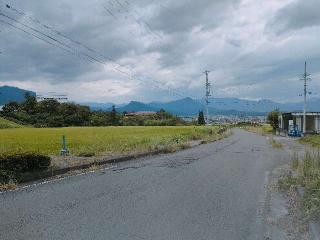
[
  {"xmin": 0, "ymin": 0, "xmax": 319, "ymax": 103},
  {"xmin": 267, "ymin": 0, "xmax": 320, "ymax": 35},
  {"xmin": 149, "ymin": 0, "xmax": 239, "ymax": 33}
]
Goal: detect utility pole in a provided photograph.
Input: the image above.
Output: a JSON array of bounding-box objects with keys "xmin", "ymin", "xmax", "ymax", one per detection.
[
  {"xmin": 301, "ymin": 61, "xmax": 311, "ymax": 134},
  {"xmin": 204, "ymin": 70, "xmax": 211, "ymax": 125}
]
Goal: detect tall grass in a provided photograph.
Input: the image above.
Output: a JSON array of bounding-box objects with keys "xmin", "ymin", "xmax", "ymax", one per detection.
[
  {"xmin": 299, "ymin": 135, "xmax": 320, "ymax": 148},
  {"xmin": 0, "ymin": 117, "xmax": 23, "ymax": 129},
  {"xmin": 279, "ymin": 152, "xmax": 320, "ymax": 219},
  {"xmin": 0, "ymin": 126, "xmax": 224, "ymax": 157}
]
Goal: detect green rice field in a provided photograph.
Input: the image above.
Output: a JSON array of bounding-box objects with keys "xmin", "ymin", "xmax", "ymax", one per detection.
[{"xmin": 0, "ymin": 126, "xmax": 223, "ymax": 156}]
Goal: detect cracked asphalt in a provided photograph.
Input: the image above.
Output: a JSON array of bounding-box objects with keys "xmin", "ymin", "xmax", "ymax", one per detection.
[{"xmin": 0, "ymin": 129, "xmax": 291, "ymax": 240}]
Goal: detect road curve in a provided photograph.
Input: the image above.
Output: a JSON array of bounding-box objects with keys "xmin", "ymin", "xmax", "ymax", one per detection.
[{"xmin": 0, "ymin": 129, "xmax": 290, "ymax": 240}]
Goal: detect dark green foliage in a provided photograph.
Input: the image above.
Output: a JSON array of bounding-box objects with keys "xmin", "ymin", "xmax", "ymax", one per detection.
[
  {"xmin": 267, "ymin": 109, "xmax": 279, "ymax": 130},
  {"xmin": 110, "ymin": 105, "xmax": 121, "ymax": 126},
  {"xmin": 21, "ymin": 93, "xmax": 37, "ymax": 114},
  {"xmin": 2, "ymin": 101, "xmax": 20, "ymax": 114},
  {"xmin": 1, "ymin": 95, "xmax": 94, "ymax": 127},
  {"xmin": 0, "ymin": 95, "xmax": 186, "ymax": 127},
  {"xmin": 122, "ymin": 109, "xmax": 185, "ymax": 126},
  {"xmin": 0, "ymin": 153, "xmax": 51, "ymax": 183},
  {"xmin": 198, "ymin": 111, "xmax": 205, "ymax": 125},
  {"xmin": 37, "ymin": 99, "xmax": 60, "ymax": 113},
  {"xmin": 89, "ymin": 111, "xmax": 111, "ymax": 126},
  {"xmin": 0, "ymin": 169, "xmax": 13, "ymax": 184},
  {"xmin": 0, "ymin": 153, "xmax": 51, "ymax": 172}
]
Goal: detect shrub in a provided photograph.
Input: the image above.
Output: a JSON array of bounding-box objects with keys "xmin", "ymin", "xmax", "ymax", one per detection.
[
  {"xmin": 267, "ymin": 110, "xmax": 280, "ymax": 130},
  {"xmin": 0, "ymin": 153, "xmax": 51, "ymax": 183},
  {"xmin": 0, "ymin": 169, "xmax": 13, "ymax": 184}
]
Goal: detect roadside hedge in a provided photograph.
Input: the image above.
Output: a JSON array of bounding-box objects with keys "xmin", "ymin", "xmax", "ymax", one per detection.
[
  {"xmin": 0, "ymin": 169, "xmax": 13, "ymax": 183},
  {"xmin": 0, "ymin": 153, "xmax": 51, "ymax": 183}
]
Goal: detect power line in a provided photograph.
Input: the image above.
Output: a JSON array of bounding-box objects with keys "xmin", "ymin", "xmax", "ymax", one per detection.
[
  {"xmin": 0, "ymin": 18, "xmax": 93, "ymax": 62},
  {"xmin": 0, "ymin": 14, "xmax": 180, "ymax": 98},
  {"xmin": 0, "ymin": 5, "xmax": 139, "ymax": 77},
  {"xmin": 3, "ymin": 4, "xmax": 118, "ymax": 64},
  {"xmin": 0, "ymin": 12, "xmax": 73, "ymax": 51},
  {"xmin": 0, "ymin": 3, "xmax": 203, "ymax": 105},
  {"xmin": 2, "ymin": 3, "xmax": 153, "ymax": 74},
  {"xmin": 104, "ymin": 0, "xmax": 162, "ymax": 41}
]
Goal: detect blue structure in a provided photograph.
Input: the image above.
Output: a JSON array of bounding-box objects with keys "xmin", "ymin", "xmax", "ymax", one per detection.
[{"xmin": 288, "ymin": 125, "xmax": 302, "ymax": 137}]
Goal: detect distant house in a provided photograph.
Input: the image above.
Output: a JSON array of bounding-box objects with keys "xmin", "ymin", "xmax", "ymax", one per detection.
[
  {"xmin": 125, "ymin": 111, "xmax": 157, "ymax": 117},
  {"xmin": 278, "ymin": 112, "xmax": 320, "ymax": 135},
  {"xmin": 36, "ymin": 93, "xmax": 68, "ymax": 103}
]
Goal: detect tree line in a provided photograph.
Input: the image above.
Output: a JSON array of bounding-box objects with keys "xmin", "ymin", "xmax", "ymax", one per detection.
[{"xmin": 0, "ymin": 94, "xmax": 189, "ymax": 127}]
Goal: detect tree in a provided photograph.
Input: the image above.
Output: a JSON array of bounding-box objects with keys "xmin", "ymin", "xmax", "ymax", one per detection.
[
  {"xmin": 37, "ymin": 100, "xmax": 60, "ymax": 114},
  {"xmin": 21, "ymin": 93, "xmax": 37, "ymax": 114},
  {"xmin": 157, "ymin": 108, "xmax": 172, "ymax": 120},
  {"xmin": 110, "ymin": 105, "xmax": 120, "ymax": 125},
  {"xmin": 2, "ymin": 101, "xmax": 20, "ymax": 114},
  {"xmin": 198, "ymin": 111, "xmax": 205, "ymax": 125},
  {"xmin": 267, "ymin": 110, "xmax": 280, "ymax": 130}
]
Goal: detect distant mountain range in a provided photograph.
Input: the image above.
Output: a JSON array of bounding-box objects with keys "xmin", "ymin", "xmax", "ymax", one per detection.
[
  {"xmin": 114, "ymin": 98, "xmax": 265, "ymax": 116},
  {"xmin": 88, "ymin": 97, "xmax": 320, "ymax": 116},
  {"xmin": 2, "ymin": 85, "xmax": 320, "ymax": 116},
  {"xmin": 0, "ymin": 86, "xmax": 36, "ymax": 105},
  {"xmin": 206, "ymin": 97, "xmax": 317, "ymax": 113}
]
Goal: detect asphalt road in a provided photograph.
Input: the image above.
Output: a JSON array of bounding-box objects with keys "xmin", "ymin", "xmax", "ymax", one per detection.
[{"xmin": 0, "ymin": 129, "xmax": 290, "ymax": 240}]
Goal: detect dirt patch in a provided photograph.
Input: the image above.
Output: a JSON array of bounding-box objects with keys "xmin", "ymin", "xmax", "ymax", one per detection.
[{"xmin": 266, "ymin": 165, "xmax": 310, "ymax": 239}]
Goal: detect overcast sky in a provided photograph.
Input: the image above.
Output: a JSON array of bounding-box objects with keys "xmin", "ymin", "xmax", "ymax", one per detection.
[{"xmin": 0, "ymin": 0, "xmax": 319, "ymax": 103}]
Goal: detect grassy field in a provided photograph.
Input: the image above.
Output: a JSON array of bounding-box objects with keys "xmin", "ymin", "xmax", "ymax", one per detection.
[
  {"xmin": 0, "ymin": 126, "xmax": 225, "ymax": 157},
  {"xmin": 0, "ymin": 117, "xmax": 23, "ymax": 129},
  {"xmin": 299, "ymin": 135, "xmax": 320, "ymax": 148},
  {"xmin": 243, "ymin": 124, "xmax": 273, "ymax": 135}
]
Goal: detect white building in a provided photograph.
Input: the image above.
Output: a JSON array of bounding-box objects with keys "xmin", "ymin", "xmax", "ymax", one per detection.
[
  {"xmin": 36, "ymin": 93, "xmax": 68, "ymax": 103},
  {"xmin": 279, "ymin": 112, "xmax": 320, "ymax": 134}
]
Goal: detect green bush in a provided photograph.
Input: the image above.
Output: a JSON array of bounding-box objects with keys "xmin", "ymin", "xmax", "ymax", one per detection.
[
  {"xmin": 0, "ymin": 153, "xmax": 51, "ymax": 175},
  {"xmin": 267, "ymin": 109, "xmax": 279, "ymax": 130},
  {"xmin": 0, "ymin": 169, "xmax": 14, "ymax": 184}
]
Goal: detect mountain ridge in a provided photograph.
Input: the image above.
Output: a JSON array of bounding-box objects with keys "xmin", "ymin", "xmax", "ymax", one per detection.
[{"xmin": 0, "ymin": 86, "xmax": 36, "ymax": 105}]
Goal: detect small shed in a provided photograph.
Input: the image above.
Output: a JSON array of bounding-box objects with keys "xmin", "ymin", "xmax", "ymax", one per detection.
[{"xmin": 278, "ymin": 112, "xmax": 320, "ymax": 135}]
